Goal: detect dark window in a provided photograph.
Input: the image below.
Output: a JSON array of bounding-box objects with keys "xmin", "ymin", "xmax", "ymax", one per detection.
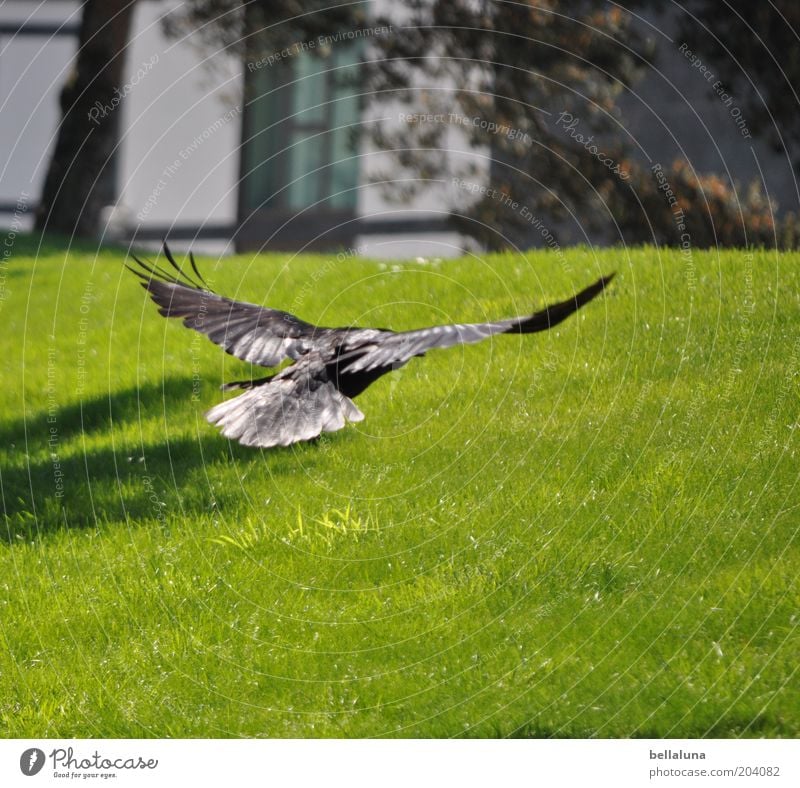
[{"xmin": 238, "ymin": 44, "xmax": 361, "ymax": 249}]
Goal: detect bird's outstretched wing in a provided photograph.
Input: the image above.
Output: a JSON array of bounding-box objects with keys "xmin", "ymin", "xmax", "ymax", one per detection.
[
  {"xmin": 131, "ymin": 244, "xmax": 614, "ymax": 448},
  {"xmin": 342, "ymin": 273, "xmax": 614, "ymax": 374},
  {"xmin": 128, "ymin": 244, "xmax": 319, "ymax": 367},
  {"xmin": 205, "ymin": 355, "xmax": 364, "ymax": 448}
]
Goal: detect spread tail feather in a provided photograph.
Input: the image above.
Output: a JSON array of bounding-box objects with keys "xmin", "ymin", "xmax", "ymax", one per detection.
[{"xmin": 205, "ymin": 378, "xmax": 364, "ymax": 448}]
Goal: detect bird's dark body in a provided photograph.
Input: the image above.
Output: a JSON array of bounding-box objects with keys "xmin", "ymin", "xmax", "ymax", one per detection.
[
  {"xmin": 330, "ymin": 361, "xmax": 393, "ymax": 400},
  {"xmin": 128, "ymin": 244, "xmax": 613, "ymax": 448}
]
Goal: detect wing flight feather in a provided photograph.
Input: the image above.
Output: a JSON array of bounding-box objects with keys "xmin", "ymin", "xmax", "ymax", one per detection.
[
  {"xmin": 343, "ymin": 274, "xmax": 614, "ymax": 373},
  {"xmin": 129, "ymin": 244, "xmax": 319, "ymax": 367}
]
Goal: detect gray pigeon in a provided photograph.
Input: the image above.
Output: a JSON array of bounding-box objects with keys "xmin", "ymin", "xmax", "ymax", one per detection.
[{"xmin": 129, "ymin": 244, "xmax": 613, "ymax": 448}]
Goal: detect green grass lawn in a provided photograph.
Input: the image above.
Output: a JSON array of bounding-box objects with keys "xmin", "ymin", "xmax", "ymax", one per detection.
[{"xmin": 0, "ymin": 236, "xmax": 798, "ymax": 737}]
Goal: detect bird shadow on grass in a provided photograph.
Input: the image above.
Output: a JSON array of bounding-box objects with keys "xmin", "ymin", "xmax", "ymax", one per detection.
[{"xmin": 0, "ymin": 377, "xmax": 333, "ymax": 543}]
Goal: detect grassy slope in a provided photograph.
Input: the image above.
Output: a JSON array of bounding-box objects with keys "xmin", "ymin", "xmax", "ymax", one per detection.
[{"xmin": 0, "ymin": 238, "xmax": 798, "ymax": 738}]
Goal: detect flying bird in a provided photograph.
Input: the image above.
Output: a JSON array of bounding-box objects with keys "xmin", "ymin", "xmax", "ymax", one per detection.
[{"xmin": 128, "ymin": 245, "xmax": 613, "ymax": 449}]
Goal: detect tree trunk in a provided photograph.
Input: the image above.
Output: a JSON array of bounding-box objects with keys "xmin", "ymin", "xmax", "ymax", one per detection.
[{"xmin": 35, "ymin": 0, "xmax": 136, "ymax": 237}]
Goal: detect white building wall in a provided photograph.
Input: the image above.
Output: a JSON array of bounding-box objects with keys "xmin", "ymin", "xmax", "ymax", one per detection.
[
  {"xmin": 0, "ymin": 1, "xmax": 81, "ymax": 231},
  {"xmin": 119, "ymin": 1, "xmax": 242, "ymax": 241},
  {"xmin": 0, "ymin": 0, "xmax": 474, "ymax": 256},
  {"xmin": 0, "ymin": 0, "xmax": 243, "ymax": 248}
]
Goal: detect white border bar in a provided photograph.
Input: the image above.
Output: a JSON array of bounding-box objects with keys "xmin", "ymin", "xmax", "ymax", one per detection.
[{"xmin": 1, "ymin": 739, "xmax": 798, "ymax": 787}]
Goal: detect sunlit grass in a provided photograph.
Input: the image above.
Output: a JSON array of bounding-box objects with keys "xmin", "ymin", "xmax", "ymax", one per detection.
[{"xmin": 0, "ymin": 236, "xmax": 798, "ymax": 737}]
